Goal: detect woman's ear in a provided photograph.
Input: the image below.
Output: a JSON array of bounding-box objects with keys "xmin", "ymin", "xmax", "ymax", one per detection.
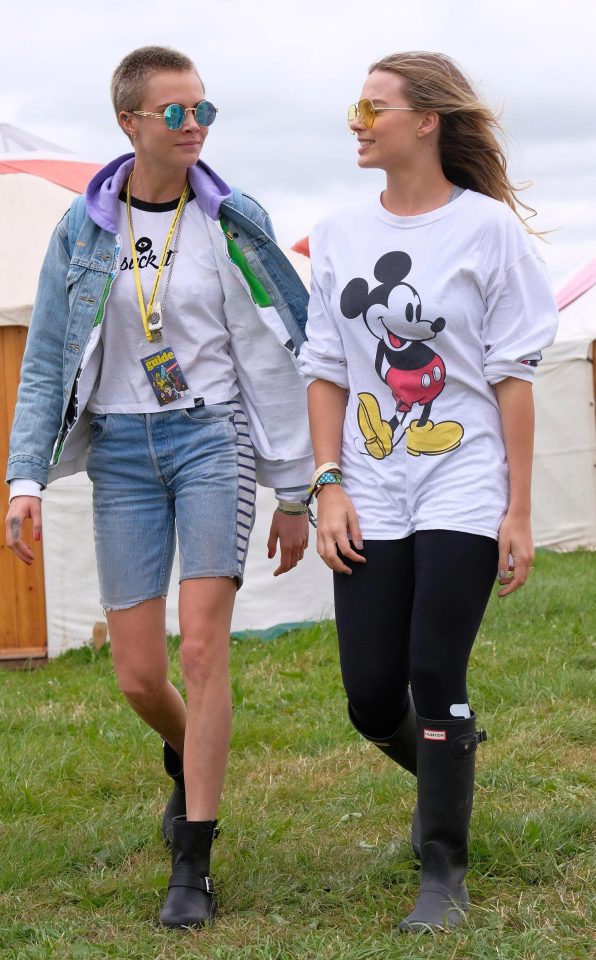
[
  {"xmin": 119, "ymin": 110, "xmax": 136, "ymax": 140},
  {"xmin": 416, "ymin": 110, "xmax": 440, "ymax": 139}
]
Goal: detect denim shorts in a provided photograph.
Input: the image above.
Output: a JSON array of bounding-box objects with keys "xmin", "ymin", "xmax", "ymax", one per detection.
[{"xmin": 86, "ymin": 400, "xmax": 256, "ymax": 610}]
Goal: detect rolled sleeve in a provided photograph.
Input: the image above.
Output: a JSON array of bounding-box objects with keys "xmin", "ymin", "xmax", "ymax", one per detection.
[
  {"xmin": 298, "ymin": 266, "xmax": 349, "ymax": 389},
  {"xmin": 483, "ymin": 251, "xmax": 559, "ymax": 386}
]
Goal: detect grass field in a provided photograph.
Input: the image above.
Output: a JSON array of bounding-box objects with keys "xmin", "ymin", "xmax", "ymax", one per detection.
[{"xmin": 0, "ymin": 549, "xmax": 594, "ymax": 959}]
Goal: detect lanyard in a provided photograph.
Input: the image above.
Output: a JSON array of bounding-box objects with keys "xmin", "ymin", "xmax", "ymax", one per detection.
[{"xmin": 126, "ymin": 172, "xmax": 190, "ymax": 342}]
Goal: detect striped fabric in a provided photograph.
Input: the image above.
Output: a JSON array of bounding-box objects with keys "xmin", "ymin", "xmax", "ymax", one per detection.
[{"xmin": 229, "ymin": 399, "xmax": 257, "ymax": 573}]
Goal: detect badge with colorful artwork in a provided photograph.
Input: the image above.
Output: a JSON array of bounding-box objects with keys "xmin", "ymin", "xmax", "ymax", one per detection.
[{"xmin": 140, "ymin": 346, "xmax": 191, "ymax": 406}]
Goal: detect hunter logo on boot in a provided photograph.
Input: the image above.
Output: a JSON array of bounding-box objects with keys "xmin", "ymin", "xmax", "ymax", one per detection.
[{"xmin": 424, "ymin": 729, "xmax": 447, "ymax": 741}]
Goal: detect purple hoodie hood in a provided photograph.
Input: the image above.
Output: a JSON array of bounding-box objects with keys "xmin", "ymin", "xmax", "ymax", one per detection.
[{"xmin": 85, "ymin": 152, "xmax": 232, "ymax": 233}]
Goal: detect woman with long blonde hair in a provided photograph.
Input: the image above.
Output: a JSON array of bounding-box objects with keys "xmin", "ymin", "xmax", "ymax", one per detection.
[{"xmin": 300, "ymin": 52, "xmax": 557, "ymax": 931}]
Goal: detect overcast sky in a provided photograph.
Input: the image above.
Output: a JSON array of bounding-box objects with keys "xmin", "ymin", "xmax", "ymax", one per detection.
[{"xmin": 1, "ymin": 0, "xmax": 595, "ymax": 286}]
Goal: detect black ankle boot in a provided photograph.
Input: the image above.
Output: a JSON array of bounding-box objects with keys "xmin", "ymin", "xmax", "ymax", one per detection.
[
  {"xmin": 399, "ymin": 713, "xmax": 487, "ymax": 932},
  {"xmin": 348, "ymin": 689, "xmax": 420, "ymax": 857},
  {"xmin": 159, "ymin": 816, "xmax": 218, "ymax": 928},
  {"xmin": 162, "ymin": 742, "xmax": 186, "ymax": 847}
]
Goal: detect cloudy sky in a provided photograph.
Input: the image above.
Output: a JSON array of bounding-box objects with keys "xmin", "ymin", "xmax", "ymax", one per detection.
[{"xmin": 1, "ymin": 0, "xmax": 595, "ymax": 286}]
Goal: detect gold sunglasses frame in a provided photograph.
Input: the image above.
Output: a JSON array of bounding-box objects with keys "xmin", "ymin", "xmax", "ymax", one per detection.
[
  {"xmin": 348, "ymin": 98, "xmax": 415, "ymax": 133},
  {"xmin": 131, "ymin": 102, "xmax": 218, "ymax": 128}
]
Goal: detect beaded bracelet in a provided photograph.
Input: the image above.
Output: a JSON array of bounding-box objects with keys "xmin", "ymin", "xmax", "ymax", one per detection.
[
  {"xmin": 305, "ymin": 468, "xmax": 343, "ymax": 507},
  {"xmin": 314, "ymin": 471, "xmax": 343, "ymax": 495}
]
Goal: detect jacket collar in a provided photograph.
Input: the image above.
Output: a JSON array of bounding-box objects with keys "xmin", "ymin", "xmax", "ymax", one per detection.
[{"xmin": 85, "ymin": 152, "xmax": 232, "ymax": 233}]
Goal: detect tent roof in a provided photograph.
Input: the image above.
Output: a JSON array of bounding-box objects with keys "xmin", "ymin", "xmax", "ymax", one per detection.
[
  {"xmin": 292, "ymin": 236, "xmax": 310, "ymax": 257},
  {"xmin": 556, "ymin": 257, "xmax": 596, "ymax": 312},
  {"xmin": 0, "ymin": 123, "xmax": 100, "ymax": 193},
  {"xmin": 0, "ymin": 122, "xmax": 73, "ymax": 155},
  {"xmin": 555, "ymin": 256, "xmax": 596, "ymax": 346},
  {"xmin": 0, "ymin": 158, "xmax": 101, "ymax": 193}
]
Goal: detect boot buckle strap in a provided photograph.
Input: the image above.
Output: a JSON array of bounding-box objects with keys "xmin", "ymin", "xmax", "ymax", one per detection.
[
  {"xmin": 451, "ymin": 728, "xmax": 488, "ymax": 757},
  {"xmin": 169, "ymin": 865, "xmax": 215, "ymax": 895}
]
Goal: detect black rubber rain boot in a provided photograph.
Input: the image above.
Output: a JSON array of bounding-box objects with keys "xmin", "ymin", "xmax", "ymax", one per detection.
[
  {"xmin": 399, "ymin": 713, "xmax": 487, "ymax": 932},
  {"xmin": 348, "ymin": 689, "xmax": 420, "ymax": 858},
  {"xmin": 159, "ymin": 816, "xmax": 218, "ymax": 928},
  {"xmin": 162, "ymin": 741, "xmax": 186, "ymax": 847}
]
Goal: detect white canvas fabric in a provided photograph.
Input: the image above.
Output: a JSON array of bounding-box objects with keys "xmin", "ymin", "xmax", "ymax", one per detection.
[
  {"xmin": 0, "ymin": 174, "xmax": 75, "ymax": 325},
  {"xmin": 531, "ymin": 262, "xmax": 596, "ymax": 550}
]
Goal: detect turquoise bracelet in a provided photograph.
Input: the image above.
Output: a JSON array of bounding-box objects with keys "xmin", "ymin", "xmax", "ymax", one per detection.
[
  {"xmin": 305, "ymin": 468, "xmax": 343, "ymax": 508},
  {"xmin": 314, "ymin": 471, "xmax": 343, "ymax": 494}
]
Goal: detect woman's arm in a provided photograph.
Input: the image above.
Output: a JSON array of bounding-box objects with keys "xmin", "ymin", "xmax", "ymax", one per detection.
[
  {"xmin": 494, "ymin": 377, "xmax": 535, "ymax": 597},
  {"xmin": 307, "ymin": 379, "xmax": 365, "ymax": 575}
]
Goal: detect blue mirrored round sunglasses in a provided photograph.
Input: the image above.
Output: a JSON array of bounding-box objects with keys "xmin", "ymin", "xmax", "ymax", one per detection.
[{"xmin": 132, "ymin": 100, "xmax": 218, "ymax": 130}]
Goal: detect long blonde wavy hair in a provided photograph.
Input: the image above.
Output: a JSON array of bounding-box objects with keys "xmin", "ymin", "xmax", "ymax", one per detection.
[{"xmin": 369, "ymin": 51, "xmax": 539, "ymax": 234}]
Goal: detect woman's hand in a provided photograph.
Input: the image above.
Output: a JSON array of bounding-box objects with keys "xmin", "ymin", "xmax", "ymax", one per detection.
[
  {"xmin": 267, "ymin": 510, "xmax": 309, "ymax": 576},
  {"xmin": 5, "ymin": 496, "xmax": 42, "ymax": 565},
  {"xmin": 497, "ymin": 509, "xmax": 534, "ymax": 597},
  {"xmin": 315, "ymin": 484, "xmax": 366, "ymax": 574}
]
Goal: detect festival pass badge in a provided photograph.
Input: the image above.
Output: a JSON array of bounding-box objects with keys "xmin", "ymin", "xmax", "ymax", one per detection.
[{"xmin": 141, "ymin": 346, "xmax": 191, "ymax": 407}]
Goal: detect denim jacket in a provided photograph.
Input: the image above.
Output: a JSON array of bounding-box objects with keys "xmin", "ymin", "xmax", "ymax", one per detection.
[{"xmin": 7, "ymin": 156, "xmax": 313, "ymax": 493}]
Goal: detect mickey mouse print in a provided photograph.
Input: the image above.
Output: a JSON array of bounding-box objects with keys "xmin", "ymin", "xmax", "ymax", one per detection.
[{"xmin": 340, "ymin": 251, "xmax": 463, "ymax": 459}]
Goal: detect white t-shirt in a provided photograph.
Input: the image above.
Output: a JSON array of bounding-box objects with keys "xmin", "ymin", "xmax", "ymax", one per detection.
[
  {"xmin": 299, "ymin": 190, "xmax": 558, "ymax": 540},
  {"xmin": 88, "ymin": 193, "xmax": 238, "ymax": 413}
]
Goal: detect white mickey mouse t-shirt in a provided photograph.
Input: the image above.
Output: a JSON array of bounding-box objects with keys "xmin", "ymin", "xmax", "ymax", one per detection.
[{"xmin": 299, "ymin": 189, "xmax": 558, "ymax": 540}]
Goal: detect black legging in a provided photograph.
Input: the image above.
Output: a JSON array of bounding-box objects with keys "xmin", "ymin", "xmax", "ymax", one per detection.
[{"xmin": 333, "ymin": 531, "xmax": 498, "ymax": 731}]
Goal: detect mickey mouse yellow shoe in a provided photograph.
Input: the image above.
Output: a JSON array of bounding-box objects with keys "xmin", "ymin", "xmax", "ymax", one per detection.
[
  {"xmin": 406, "ymin": 419, "xmax": 464, "ymax": 457},
  {"xmin": 357, "ymin": 393, "xmax": 394, "ymax": 460}
]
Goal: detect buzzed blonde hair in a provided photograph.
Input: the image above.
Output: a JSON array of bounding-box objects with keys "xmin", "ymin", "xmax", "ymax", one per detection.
[
  {"xmin": 369, "ymin": 51, "xmax": 539, "ymax": 233},
  {"xmin": 110, "ymin": 45, "xmax": 202, "ymax": 115}
]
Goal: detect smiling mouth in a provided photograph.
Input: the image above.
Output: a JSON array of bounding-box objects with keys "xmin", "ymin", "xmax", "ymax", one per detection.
[
  {"xmin": 385, "ymin": 321, "xmax": 437, "ymax": 343},
  {"xmin": 358, "ymin": 139, "xmax": 375, "ymax": 146}
]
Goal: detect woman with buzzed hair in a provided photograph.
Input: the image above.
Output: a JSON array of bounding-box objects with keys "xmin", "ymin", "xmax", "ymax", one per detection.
[{"xmin": 6, "ymin": 45, "xmax": 312, "ymax": 928}]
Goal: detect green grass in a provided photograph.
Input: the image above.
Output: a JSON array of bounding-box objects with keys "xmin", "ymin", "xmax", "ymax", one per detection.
[{"xmin": 0, "ymin": 550, "xmax": 594, "ymax": 959}]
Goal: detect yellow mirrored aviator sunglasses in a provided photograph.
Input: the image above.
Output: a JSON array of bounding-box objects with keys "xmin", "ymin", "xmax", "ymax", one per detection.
[{"xmin": 347, "ymin": 98, "xmax": 415, "ymax": 133}]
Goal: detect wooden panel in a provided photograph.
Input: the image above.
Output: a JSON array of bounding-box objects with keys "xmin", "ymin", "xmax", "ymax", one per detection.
[
  {"xmin": 0, "ymin": 647, "xmax": 48, "ymax": 660},
  {"xmin": 0, "ymin": 326, "xmax": 47, "ymax": 656}
]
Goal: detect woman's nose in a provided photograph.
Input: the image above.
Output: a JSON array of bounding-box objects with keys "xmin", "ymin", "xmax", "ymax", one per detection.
[{"xmin": 182, "ymin": 110, "xmax": 201, "ymax": 130}]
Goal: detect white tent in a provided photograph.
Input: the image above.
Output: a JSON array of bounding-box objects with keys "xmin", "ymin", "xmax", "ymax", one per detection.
[
  {"xmin": 0, "ymin": 128, "xmax": 333, "ymax": 658},
  {"xmin": 531, "ymin": 259, "xmax": 596, "ymax": 550}
]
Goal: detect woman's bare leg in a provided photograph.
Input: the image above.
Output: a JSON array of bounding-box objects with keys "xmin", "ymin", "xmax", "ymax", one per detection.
[
  {"xmin": 107, "ymin": 597, "xmax": 187, "ymax": 758},
  {"xmin": 178, "ymin": 577, "xmax": 236, "ymax": 821}
]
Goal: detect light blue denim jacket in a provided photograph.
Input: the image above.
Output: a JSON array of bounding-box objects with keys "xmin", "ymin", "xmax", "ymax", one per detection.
[{"xmin": 7, "ymin": 155, "xmax": 313, "ymax": 493}]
